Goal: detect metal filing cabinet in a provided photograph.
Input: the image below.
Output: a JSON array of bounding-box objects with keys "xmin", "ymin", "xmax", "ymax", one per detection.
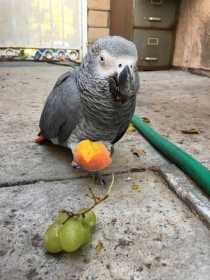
[
  {"xmin": 134, "ymin": 29, "xmax": 173, "ymax": 68},
  {"xmin": 133, "ymin": 0, "xmax": 180, "ymax": 69}
]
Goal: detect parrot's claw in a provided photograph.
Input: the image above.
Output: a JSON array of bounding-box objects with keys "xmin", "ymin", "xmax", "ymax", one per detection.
[
  {"xmin": 71, "ymin": 160, "xmax": 80, "ymax": 169},
  {"xmin": 92, "ymin": 172, "xmax": 106, "ymax": 186},
  {"xmin": 69, "ymin": 143, "xmax": 81, "ymax": 169},
  {"xmin": 34, "ymin": 134, "xmax": 48, "ymax": 144},
  {"xmin": 67, "ymin": 142, "xmax": 78, "ymax": 153}
]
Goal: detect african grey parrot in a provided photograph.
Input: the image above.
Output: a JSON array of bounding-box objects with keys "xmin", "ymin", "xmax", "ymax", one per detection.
[{"xmin": 37, "ymin": 36, "xmax": 139, "ymax": 168}]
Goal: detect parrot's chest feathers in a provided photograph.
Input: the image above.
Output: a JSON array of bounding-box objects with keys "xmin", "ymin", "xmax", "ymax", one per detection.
[
  {"xmin": 83, "ymin": 89, "xmax": 132, "ymax": 121},
  {"xmin": 80, "ymin": 89, "xmax": 135, "ymax": 140},
  {"xmin": 76, "ymin": 74, "xmax": 136, "ymax": 142}
]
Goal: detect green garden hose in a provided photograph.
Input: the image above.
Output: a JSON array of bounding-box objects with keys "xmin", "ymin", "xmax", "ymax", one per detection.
[{"xmin": 131, "ymin": 115, "xmax": 210, "ymax": 196}]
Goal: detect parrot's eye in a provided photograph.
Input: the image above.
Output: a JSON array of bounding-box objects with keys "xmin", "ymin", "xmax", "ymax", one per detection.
[
  {"xmin": 100, "ymin": 56, "xmax": 105, "ymax": 62},
  {"xmin": 118, "ymin": 64, "xmax": 122, "ymax": 68},
  {"xmin": 130, "ymin": 65, "xmax": 133, "ymax": 69}
]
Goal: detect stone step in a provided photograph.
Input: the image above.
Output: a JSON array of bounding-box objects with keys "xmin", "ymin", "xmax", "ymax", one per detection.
[{"xmin": 0, "ymin": 171, "xmax": 209, "ymax": 280}]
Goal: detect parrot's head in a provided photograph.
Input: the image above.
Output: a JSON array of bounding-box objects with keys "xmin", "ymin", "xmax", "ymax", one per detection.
[{"xmin": 81, "ymin": 36, "xmax": 138, "ymax": 101}]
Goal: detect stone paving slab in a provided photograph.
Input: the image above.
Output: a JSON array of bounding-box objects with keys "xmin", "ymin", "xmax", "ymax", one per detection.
[
  {"xmin": 1, "ymin": 127, "xmax": 209, "ymax": 227},
  {"xmin": 0, "ymin": 63, "xmax": 67, "ymax": 144},
  {"xmin": 0, "ymin": 133, "xmax": 166, "ymax": 187},
  {"xmin": 1, "ymin": 63, "xmax": 210, "ymax": 280},
  {"xmin": 0, "ymin": 172, "xmax": 210, "ymax": 280}
]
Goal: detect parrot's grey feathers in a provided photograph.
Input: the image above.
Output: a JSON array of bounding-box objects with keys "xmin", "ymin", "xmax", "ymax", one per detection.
[
  {"xmin": 39, "ymin": 35, "xmax": 140, "ymax": 147},
  {"xmin": 112, "ymin": 125, "xmax": 129, "ymax": 145},
  {"xmin": 39, "ymin": 70, "xmax": 81, "ymax": 143},
  {"xmin": 92, "ymin": 36, "xmax": 137, "ymax": 58},
  {"xmin": 52, "ymin": 70, "xmax": 73, "ymax": 89}
]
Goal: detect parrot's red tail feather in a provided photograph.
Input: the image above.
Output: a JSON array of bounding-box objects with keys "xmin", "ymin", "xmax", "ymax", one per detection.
[{"xmin": 34, "ymin": 134, "xmax": 47, "ymax": 144}]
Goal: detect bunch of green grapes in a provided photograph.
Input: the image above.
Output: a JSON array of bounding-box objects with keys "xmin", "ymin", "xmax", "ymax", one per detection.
[{"xmin": 44, "ymin": 209, "xmax": 96, "ymax": 253}]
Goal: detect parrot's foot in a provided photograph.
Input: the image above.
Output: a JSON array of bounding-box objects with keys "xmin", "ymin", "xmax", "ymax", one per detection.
[
  {"xmin": 71, "ymin": 160, "xmax": 80, "ymax": 169},
  {"xmin": 34, "ymin": 134, "xmax": 47, "ymax": 144},
  {"xmin": 67, "ymin": 142, "xmax": 77, "ymax": 153},
  {"xmin": 67, "ymin": 142, "xmax": 81, "ymax": 169},
  {"xmin": 92, "ymin": 172, "xmax": 106, "ymax": 186}
]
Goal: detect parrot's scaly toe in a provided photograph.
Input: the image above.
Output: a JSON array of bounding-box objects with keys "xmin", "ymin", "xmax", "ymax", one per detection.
[
  {"xmin": 34, "ymin": 135, "xmax": 47, "ymax": 144},
  {"xmin": 71, "ymin": 160, "xmax": 80, "ymax": 169},
  {"xmin": 92, "ymin": 173, "xmax": 106, "ymax": 186}
]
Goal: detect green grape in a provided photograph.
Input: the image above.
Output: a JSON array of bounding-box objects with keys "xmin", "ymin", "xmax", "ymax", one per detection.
[
  {"xmin": 80, "ymin": 221, "xmax": 91, "ymax": 245},
  {"xmin": 59, "ymin": 218, "xmax": 85, "ymax": 252},
  {"xmin": 79, "ymin": 208, "xmax": 97, "ymax": 230},
  {"xmin": 54, "ymin": 211, "xmax": 69, "ymax": 224},
  {"xmin": 44, "ymin": 223, "xmax": 63, "ymax": 253}
]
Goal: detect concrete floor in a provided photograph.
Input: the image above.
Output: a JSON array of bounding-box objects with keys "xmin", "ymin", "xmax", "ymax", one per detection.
[
  {"xmin": 0, "ymin": 62, "xmax": 210, "ymax": 280},
  {"xmin": 136, "ymin": 70, "xmax": 210, "ymax": 164}
]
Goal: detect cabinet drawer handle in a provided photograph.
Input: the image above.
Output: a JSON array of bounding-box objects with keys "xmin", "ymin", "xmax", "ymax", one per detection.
[
  {"xmin": 151, "ymin": 0, "xmax": 163, "ymax": 5},
  {"xmin": 144, "ymin": 57, "xmax": 159, "ymax": 61},
  {"xmin": 147, "ymin": 37, "xmax": 159, "ymax": 46},
  {"xmin": 148, "ymin": 17, "xmax": 161, "ymax": 22}
]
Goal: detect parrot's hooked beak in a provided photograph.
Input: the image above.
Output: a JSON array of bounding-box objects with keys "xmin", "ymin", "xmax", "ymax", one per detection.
[{"xmin": 111, "ymin": 65, "xmax": 135, "ymax": 103}]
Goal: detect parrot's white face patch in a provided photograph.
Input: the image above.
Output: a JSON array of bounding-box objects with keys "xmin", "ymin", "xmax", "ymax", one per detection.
[{"xmin": 96, "ymin": 50, "xmax": 137, "ymax": 78}]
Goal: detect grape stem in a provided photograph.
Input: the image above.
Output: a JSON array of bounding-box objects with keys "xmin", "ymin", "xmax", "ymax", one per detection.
[{"xmin": 60, "ymin": 174, "xmax": 114, "ymax": 223}]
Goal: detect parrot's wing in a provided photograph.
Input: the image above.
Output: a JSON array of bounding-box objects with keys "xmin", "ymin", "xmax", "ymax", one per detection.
[
  {"xmin": 52, "ymin": 70, "xmax": 73, "ymax": 89},
  {"xmin": 39, "ymin": 70, "xmax": 81, "ymax": 144},
  {"xmin": 111, "ymin": 124, "xmax": 129, "ymax": 144}
]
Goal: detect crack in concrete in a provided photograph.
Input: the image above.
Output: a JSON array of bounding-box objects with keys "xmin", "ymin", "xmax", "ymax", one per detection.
[{"xmin": 0, "ymin": 167, "xmax": 147, "ymax": 189}]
